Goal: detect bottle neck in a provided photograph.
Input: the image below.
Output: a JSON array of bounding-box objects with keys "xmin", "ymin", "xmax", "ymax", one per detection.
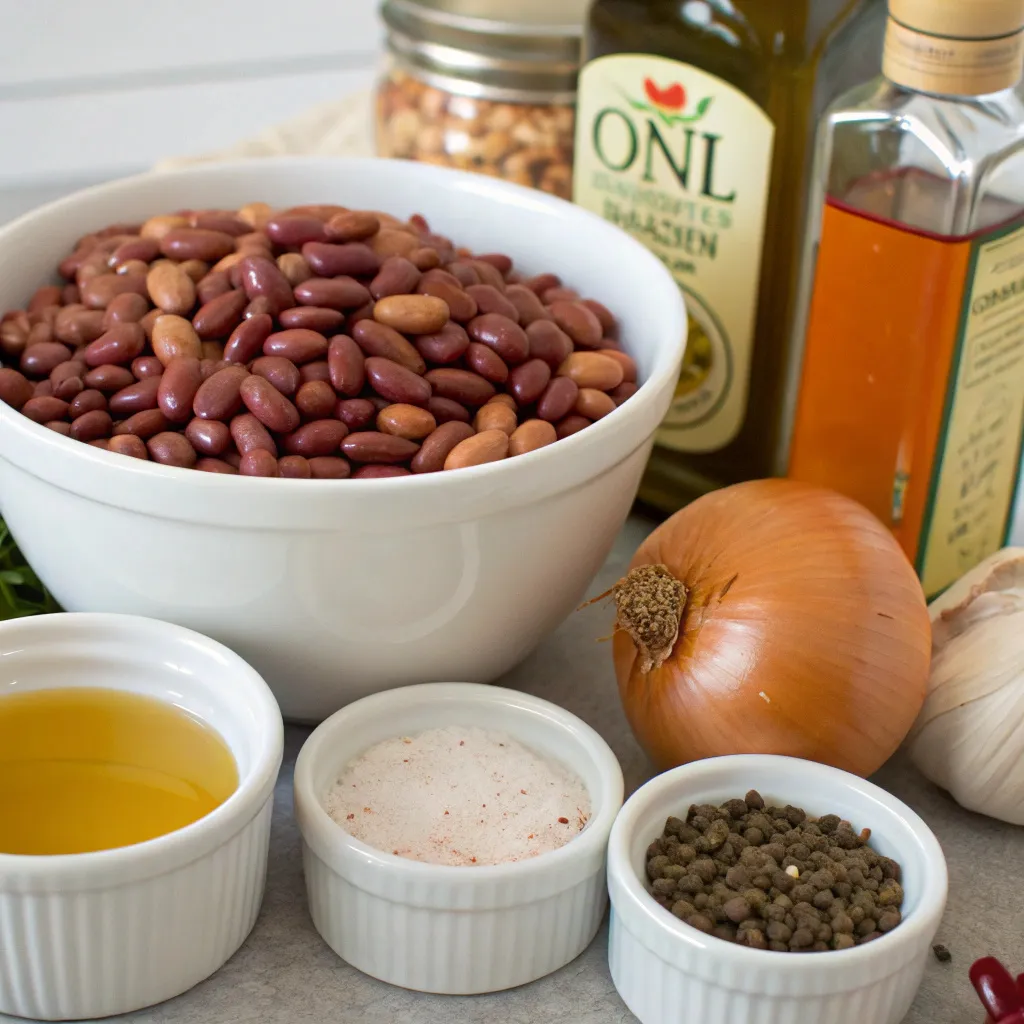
[{"xmin": 882, "ymin": 14, "xmax": 1024, "ymax": 95}]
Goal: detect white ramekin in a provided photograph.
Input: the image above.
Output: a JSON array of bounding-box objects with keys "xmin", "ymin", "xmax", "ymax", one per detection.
[
  {"xmin": 0, "ymin": 613, "xmax": 284, "ymax": 1020},
  {"xmin": 293, "ymin": 682, "xmax": 624, "ymax": 994},
  {"xmin": 607, "ymin": 755, "xmax": 948, "ymax": 1024}
]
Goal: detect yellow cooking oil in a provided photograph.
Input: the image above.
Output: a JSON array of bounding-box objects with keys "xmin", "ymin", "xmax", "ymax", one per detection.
[{"xmin": 0, "ymin": 687, "xmax": 238, "ymax": 855}]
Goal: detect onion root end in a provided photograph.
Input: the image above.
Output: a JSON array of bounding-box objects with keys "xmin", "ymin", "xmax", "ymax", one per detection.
[{"xmin": 613, "ymin": 564, "xmax": 687, "ymax": 673}]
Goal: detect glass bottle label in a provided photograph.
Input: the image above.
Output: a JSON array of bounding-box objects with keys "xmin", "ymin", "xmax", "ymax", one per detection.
[
  {"xmin": 573, "ymin": 53, "xmax": 775, "ymax": 453},
  {"xmin": 918, "ymin": 221, "xmax": 1024, "ymax": 597}
]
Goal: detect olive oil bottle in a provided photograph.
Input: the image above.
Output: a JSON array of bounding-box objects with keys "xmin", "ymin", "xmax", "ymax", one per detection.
[{"xmin": 573, "ymin": 0, "xmax": 886, "ymax": 512}]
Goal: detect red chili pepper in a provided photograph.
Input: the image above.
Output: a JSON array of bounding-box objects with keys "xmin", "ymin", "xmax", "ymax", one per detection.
[{"xmin": 971, "ymin": 957, "xmax": 1024, "ymax": 1022}]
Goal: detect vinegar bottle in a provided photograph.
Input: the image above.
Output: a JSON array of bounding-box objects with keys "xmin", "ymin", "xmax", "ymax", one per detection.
[
  {"xmin": 572, "ymin": 0, "xmax": 886, "ymax": 513},
  {"xmin": 786, "ymin": 0, "xmax": 1024, "ymax": 598}
]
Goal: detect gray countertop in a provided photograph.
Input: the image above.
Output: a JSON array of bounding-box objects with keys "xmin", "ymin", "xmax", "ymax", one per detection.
[{"xmin": 11, "ymin": 515, "xmax": 1018, "ymax": 1024}]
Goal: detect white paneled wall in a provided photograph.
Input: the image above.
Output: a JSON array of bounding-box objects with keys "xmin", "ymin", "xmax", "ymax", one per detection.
[{"xmin": 0, "ymin": 0, "xmax": 381, "ymax": 222}]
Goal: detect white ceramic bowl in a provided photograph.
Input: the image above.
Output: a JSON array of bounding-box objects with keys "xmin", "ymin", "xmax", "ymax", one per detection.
[
  {"xmin": 607, "ymin": 755, "xmax": 948, "ymax": 1024},
  {"xmin": 293, "ymin": 681, "xmax": 624, "ymax": 994},
  {"xmin": 0, "ymin": 157, "xmax": 687, "ymax": 722},
  {"xmin": 0, "ymin": 612, "xmax": 284, "ymax": 1020}
]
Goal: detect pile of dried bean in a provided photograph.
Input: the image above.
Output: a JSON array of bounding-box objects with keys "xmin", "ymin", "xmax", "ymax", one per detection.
[{"xmin": 0, "ymin": 203, "xmax": 637, "ymax": 478}]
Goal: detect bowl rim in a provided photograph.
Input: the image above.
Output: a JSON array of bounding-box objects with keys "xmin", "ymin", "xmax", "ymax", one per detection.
[
  {"xmin": 0, "ymin": 156, "xmax": 687, "ymax": 518},
  {"xmin": 607, "ymin": 754, "xmax": 949, "ymax": 971},
  {"xmin": 0, "ymin": 612, "xmax": 284, "ymax": 887},
  {"xmin": 294, "ymin": 681, "xmax": 624, "ymax": 887}
]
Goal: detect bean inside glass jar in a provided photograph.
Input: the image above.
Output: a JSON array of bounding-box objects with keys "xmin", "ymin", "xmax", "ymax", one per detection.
[{"xmin": 0, "ymin": 204, "xmax": 639, "ymax": 478}]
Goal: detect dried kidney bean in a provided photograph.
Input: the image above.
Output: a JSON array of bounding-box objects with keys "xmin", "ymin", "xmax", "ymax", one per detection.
[
  {"xmin": 223, "ymin": 312, "xmax": 272, "ymax": 363},
  {"xmin": 352, "ymin": 320, "xmax": 425, "ymax": 374},
  {"xmin": 340, "ymin": 431, "xmax": 419, "ymax": 464},
  {"xmin": 327, "ymin": 335, "xmax": 366, "ymax": 396},
  {"xmin": 239, "ymin": 375, "xmax": 300, "ymax": 434},
  {"xmin": 21, "ymin": 395, "xmax": 69, "ymax": 423},
  {"xmin": 353, "ymin": 464, "xmax": 410, "ymax": 479},
  {"xmin": 263, "ymin": 328, "xmax": 328, "ymax": 364},
  {"xmin": 0, "ymin": 368, "xmax": 37, "ymax": 410},
  {"xmin": 230, "ymin": 413, "xmax": 276, "ymax": 455},
  {"xmin": 295, "ymin": 380, "xmax": 336, "ymax": 420},
  {"xmin": 69, "ymin": 409, "xmax": 113, "ymax": 443},
  {"xmin": 158, "ymin": 356, "xmax": 204, "ymax": 423},
  {"xmin": 278, "ymin": 454, "xmax": 311, "ymax": 478},
  {"xmin": 114, "ymin": 409, "xmax": 170, "ymax": 439},
  {"xmin": 302, "ymin": 241, "xmax": 380, "ymax": 278},
  {"xmin": 293, "ymin": 276, "xmax": 371, "ymax": 310},
  {"xmin": 186, "ymin": 417, "xmax": 231, "ymax": 456},
  {"xmin": 107, "ymin": 433, "xmax": 148, "ymax": 460},
  {"xmin": 336, "ymin": 397, "xmax": 377, "ymax": 430},
  {"xmin": 132, "ymin": 355, "xmax": 164, "ymax": 380},
  {"xmin": 251, "ymin": 355, "xmax": 301, "ymax": 396},
  {"xmin": 576, "ymin": 388, "xmax": 616, "ymax": 420},
  {"xmin": 284, "ymin": 419, "xmax": 349, "ymax": 457},
  {"xmin": 417, "ymin": 274, "xmax": 477, "ymax": 322},
  {"xmin": 192, "ymin": 364, "xmax": 248, "ymax": 420},
  {"xmin": 415, "ymin": 322, "xmax": 469, "ymax": 364},
  {"xmin": 474, "ymin": 402, "xmax": 517, "ymax": 436},
  {"xmin": 21, "ymin": 341, "xmax": 72, "ymax": 376},
  {"xmin": 308, "ymin": 455, "xmax": 351, "ymax": 479},
  {"xmin": 83, "ymin": 323, "xmax": 146, "ymax": 367},
  {"xmin": 265, "ymin": 215, "xmax": 326, "ymax": 247},
  {"xmin": 3, "ymin": 201, "xmax": 635, "ymax": 477},
  {"xmin": 466, "ymin": 343, "xmax": 508, "ymax": 384},
  {"xmin": 537, "ymin": 377, "xmax": 579, "ymax": 422},
  {"xmin": 279, "ymin": 306, "xmax": 344, "ymax": 333},
  {"xmin": 239, "ymin": 449, "xmax": 279, "ymax": 477},
  {"xmin": 425, "ymin": 368, "xmax": 495, "ymax": 407},
  {"xmin": 147, "ymin": 431, "xmax": 197, "ymax": 467},
  {"xmin": 299, "ymin": 360, "xmax": 330, "ymax": 384},
  {"xmin": 365, "ymin": 357, "xmax": 431, "ymax": 406},
  {"xmin": 109, "ymin": 377, "xmax": 162, "ymax": 415},
  {"xmin": 509, "ymin": 419, "xmax": 557, "ymax": 456},
  {"xmin": 239, "ymin": 254, "xmax": 294, "ymax": 315},
  {"xmin": 508, "ymin": 359, "xmax": 551, "ymax": 406},
  {"xmin": 556, "ymin": 414, "xmax": 591, "ymax": 439}
]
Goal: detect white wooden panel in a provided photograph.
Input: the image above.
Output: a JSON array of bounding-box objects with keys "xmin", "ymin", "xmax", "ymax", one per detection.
[
  {"xmin": 0, "ymin": 0, "xmax": 381, "ymax": 87},
  {"xmin": 0, "ymin": 67, "xmax": 375, "ymax": 186}
]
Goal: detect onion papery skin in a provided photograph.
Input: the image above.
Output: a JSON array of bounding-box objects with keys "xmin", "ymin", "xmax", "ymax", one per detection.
[{"xmin": 613, "ymin": 479, "xmax": 931, "ymax": 778}]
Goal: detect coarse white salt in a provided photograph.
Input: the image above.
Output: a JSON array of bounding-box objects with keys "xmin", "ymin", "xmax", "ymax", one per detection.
[{"xmin": 324, "ymin": 725, "xmax": 591, "ymax": 867}]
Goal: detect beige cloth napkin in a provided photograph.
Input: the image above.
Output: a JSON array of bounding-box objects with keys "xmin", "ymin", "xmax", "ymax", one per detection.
[{"xmin": 154, "ymin": 89, "xmax": 376, "ymax": 171}]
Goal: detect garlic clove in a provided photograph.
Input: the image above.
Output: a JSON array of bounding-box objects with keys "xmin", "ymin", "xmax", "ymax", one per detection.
[
  {"xmin": 908, "ymin": 547, "xmax": 1024, "ymax": 825},
  {"xmin": 929, "ymin": 547, "xmax": 1024, "ymax": 645}
]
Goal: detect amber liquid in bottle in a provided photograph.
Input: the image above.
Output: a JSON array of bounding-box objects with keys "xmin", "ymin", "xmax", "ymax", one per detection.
[
  {"xmin": 574, "ymin": 0, "xmax": 885, "ymax": 513},
  {"xmin": 786, "ymin": 0, "xmax": 1024, "ymax": 598}
]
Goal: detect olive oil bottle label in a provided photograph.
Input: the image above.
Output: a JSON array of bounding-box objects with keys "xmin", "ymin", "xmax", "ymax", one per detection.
[{"xmin": 573, "ymin": 54, "xmax": 775, "ymax": 453}]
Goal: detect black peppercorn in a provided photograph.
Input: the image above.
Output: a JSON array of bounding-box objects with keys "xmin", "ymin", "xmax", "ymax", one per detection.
[{"xmin": 643, "ymin": 793, "xmax": 904, "ymax": 954}]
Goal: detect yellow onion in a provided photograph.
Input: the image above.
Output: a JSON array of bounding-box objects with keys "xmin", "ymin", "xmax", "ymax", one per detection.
[{"xmin": 610, "ymin": 479, "xmax": 931, "ymax": 777}]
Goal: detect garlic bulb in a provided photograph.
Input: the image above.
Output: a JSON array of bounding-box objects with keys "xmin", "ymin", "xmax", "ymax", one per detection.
[{"xmin": 908, "ymin": 547, "xmax": 1024, "ymax": 825}]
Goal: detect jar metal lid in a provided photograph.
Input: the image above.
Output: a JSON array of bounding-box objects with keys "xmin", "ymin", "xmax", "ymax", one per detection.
[{"xmin": 381, "ymin": 0, "xmax": 584, "ymax": 102}]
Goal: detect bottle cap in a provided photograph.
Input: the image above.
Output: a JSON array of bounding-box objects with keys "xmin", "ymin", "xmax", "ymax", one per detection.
[
  {"xmin": 889, "ymin": 0, "xmax": 1024, "ymax": 40},
  {"xmin": 884, "ymin": 0, "xmax": 1024, "ymax": 94}
]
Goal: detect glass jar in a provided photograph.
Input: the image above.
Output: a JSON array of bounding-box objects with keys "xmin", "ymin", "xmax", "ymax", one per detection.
[{"xmin": 376, "ymin": 0, "xmax": 586, "ymax": 199}]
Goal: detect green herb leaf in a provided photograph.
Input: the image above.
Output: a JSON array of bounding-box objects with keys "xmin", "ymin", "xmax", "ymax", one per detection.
[{"xmin": 0, "ymin": 518, "xmax": 60, "ymax": 620}]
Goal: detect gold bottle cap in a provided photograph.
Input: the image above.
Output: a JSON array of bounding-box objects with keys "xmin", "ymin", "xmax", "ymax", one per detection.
[{"xmin": 884, "ymin": 0, "xmax": 1024, "ymax": 94}]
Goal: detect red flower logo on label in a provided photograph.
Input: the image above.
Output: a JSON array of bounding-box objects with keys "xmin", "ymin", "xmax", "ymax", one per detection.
[
  {"xmin": 625, "ymin": 78, "xmax": 714, "ymax": 126},
  {"xmin": 644, "ymin": 78, "xmax": 686, "ymax": 111}
]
